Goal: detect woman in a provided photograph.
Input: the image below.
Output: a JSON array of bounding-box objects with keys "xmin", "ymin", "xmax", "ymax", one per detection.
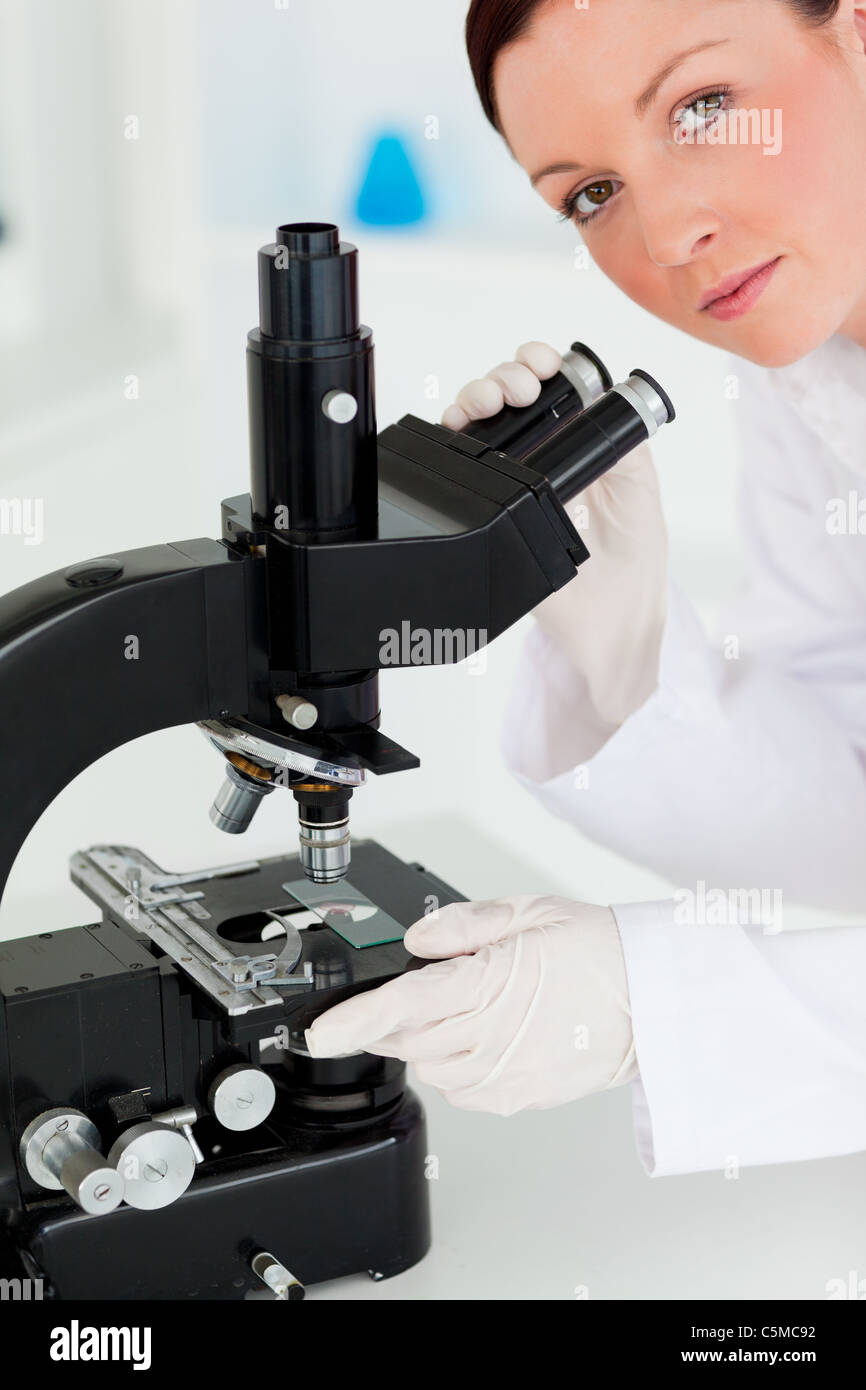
[{"xmin": 307, "ymin": 0, "xmax": 866, "ymax": 1177}]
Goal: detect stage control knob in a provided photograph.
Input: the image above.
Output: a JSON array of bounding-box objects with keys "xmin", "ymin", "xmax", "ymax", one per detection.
[
  {"xmin": 209, "ymin": 1064, "xmax": 276, "ymax": 1132},
  {"xmin": 20, "ymin": 1107, "xmax": 124, "ymax": 1215}
]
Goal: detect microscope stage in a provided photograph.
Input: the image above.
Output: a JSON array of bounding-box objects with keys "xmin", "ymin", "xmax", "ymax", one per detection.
[{"xmin": 69, "ymin": 838, "xmax": 463, "ymax": 1036}]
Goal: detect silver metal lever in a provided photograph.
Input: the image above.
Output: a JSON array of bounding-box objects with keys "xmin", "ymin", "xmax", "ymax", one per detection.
[
  {"xmin": 250, "ymin": 1250, "xmax": 305, "ymax": 1300},
  {"xmin": 152, "ymin": 1105, "xmax": 205, "ymax": 1164}
]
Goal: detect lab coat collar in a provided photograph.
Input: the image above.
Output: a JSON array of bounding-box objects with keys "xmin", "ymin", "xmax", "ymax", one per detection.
[{"xmin": 759, "ymin": 332, "xmax": 866, "ymax": 478}]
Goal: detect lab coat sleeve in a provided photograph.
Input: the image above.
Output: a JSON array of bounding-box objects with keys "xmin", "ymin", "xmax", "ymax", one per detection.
[
  {"xmin": 500, "ymin": 359, "xmax": 866, "ymax": 911},
  {"xmin": 611, "ymin": 900, "xmax": 866, "ymax": 1174}
]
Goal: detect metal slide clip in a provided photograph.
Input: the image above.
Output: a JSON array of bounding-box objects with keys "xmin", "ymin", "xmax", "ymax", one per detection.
[{"xmin": 211, "ymin": 910, "xmax": 313, "ymax": 991}]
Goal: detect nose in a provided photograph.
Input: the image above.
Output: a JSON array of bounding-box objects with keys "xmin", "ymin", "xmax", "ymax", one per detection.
[{"xmin": 633, "ymin": 182, "xmax": 723, "ymax": 270}]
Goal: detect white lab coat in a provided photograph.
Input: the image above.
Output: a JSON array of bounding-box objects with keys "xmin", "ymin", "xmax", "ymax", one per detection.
[{"xmin": 502, "ymin": 331, "xmax": 866, "ymax": 1176}]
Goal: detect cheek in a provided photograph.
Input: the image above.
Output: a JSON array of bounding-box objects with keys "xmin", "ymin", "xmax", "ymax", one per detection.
[
  {"xmin": 589, "ymin": 226, "xmax": 673, "ymax": 317},
  {"xmin": 763, "ymin": 74, "xmax": 866, "ymax": 255},
  {"xmin": 758, "ymin": 109, "xmax": 832, "ymax": 242}
]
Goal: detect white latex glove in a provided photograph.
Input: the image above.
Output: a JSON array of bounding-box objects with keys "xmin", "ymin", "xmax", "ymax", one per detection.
[
  {"xmin": 305, "ymin": 895, "xmax": 638, "ymax": 1116},
  {"xmin": 442, "ymin": 342, "xmax": 668, "ymax": 773}
]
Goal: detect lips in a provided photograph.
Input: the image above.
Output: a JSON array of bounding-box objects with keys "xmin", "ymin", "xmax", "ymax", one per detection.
[{"xmin": 699, "ymin": 259, "xmax": 781, "ymax": 311}]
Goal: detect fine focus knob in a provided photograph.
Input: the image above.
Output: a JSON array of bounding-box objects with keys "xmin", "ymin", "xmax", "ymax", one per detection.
[
  {"xmin": 20, "ymin": 1108, "xmax": 124, "ymax": 1215},
  {"xmin": 208, "ymin": 1064, "xmax": 276, "ymax": 1132},
  {"xmin": 107, "ymin": 1122, "xmax": 196, "ymax": 1210}
]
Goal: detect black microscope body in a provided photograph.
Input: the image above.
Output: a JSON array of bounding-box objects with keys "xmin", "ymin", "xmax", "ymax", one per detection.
[{"xmin": 0, "ymin": 222, "xmax": 674, "ymax": 1299}]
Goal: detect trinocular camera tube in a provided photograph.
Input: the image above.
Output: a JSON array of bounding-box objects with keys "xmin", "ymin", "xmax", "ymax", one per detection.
[{"xmin": 247, "ymin": 221, "xmax": 378, "ymax": 543}]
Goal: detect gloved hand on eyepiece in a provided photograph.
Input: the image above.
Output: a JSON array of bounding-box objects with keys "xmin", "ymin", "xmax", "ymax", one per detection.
[
  {"xmin": 305, "ymin": 895, "xmax": 638, "ymax": 1116},
  {"xmin": 442, "ymin": 342, "xmax": 669, "ymax": 774},
  {"xmin": 440, "ymin": 340, "xmax": 565, "ymax": 431}
]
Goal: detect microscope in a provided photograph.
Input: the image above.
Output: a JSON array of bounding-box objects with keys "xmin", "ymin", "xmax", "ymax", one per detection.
[{"xmin": 0, "ymin": 222, "xmax": 674, "ymax": 1300}]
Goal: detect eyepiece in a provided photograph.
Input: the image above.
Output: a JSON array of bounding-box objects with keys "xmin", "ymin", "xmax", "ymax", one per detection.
[
  {"xmin": 563, "ymin": 341, "xmax": 613, "ymax": 399},
  {"xmin": 627, "ymin": 368, "xmax": 676, "ymax": 424},
  {"xmin": 523, "ymin": 367, "xmax": 677, "ymax": 503},
  {"xmin": 459, "ymin": 340, "xmax": 612, "ymax": 460},
  {"xmin": 611, "ymin": 373, "xmax": 672, "ymax": 435}
]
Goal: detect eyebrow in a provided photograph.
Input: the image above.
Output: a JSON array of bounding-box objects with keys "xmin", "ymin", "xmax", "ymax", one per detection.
[{"xmin": 528, "ymin": 38, "xmax": 731, "ymax": 187}]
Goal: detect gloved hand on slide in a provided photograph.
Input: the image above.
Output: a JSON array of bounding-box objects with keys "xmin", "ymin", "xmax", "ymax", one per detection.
[
  {"xmin": 441, "ymin": 342, "xmax": 669, "ymax": 773},
  {"xmin": 305, "ymin": 895, "xmax": 638, "ymax": 1116}
]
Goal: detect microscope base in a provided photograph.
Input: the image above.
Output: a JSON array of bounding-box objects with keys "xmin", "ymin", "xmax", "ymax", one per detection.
[{"xmin": 2, "ymin": 1089, "xmax": 430, "ymax": 1300}]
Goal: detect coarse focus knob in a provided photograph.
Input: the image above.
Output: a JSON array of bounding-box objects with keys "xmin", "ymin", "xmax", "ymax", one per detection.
[
  {"xmin": 107, "ymin": 1122, "xmax": 196, "ymax": 1210},
  {"xmin": 20, "ymin": 1108, "xmax": 124, "ymax": 1215}
]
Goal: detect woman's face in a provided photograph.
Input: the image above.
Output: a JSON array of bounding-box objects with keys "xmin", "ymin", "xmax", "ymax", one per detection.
[{"xmin": 494, "ymin": 0, "xmax": 866, "ymax": 366}]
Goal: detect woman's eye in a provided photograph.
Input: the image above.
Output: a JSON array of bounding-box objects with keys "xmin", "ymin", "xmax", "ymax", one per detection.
[
  {"xmin": 673, "ymin": 87, "xmax": 731, "ymax": 140},
  {"xmin": 558, "ymin": 178, "xmax": 621, "ymax": 227},
  {"xmin": 575, "ymin": 180, "xmax": 616, "ymax": 218}
]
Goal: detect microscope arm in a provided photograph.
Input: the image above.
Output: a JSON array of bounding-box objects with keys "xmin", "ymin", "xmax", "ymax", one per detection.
[{"xmin": 0, "ymin": 538, "xmax": 251, "ymax": 905}]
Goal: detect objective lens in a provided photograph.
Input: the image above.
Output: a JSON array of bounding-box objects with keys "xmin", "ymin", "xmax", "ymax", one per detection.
[
  {"xmin": 292, "ymin": 782, "xmax": 353, "ymax": 884},
  {"xmin": 297, "ymin": 816, "xmax": 351, "ymax": 884},
  {"xmin": 210, "ymin": 762, "xmax": 274, "ymax": 834}
]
